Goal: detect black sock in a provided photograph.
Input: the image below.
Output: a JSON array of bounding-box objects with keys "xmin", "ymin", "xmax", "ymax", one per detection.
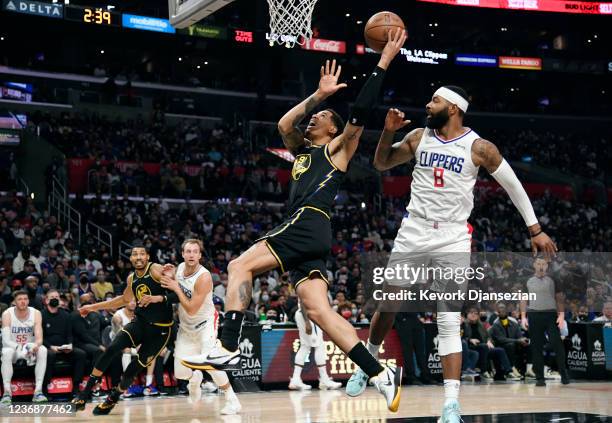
[
  {"xmin": 81, "ymin": 375, "xmax": 102, "ymax": 396},
  {"xmin": 348, "ymin": 343, "xmax": 384, "ymax": 378},
  {"xmin": 108, "ymin": 387, "xmax": 122, "ymax": 403},
  {"xmin": 220, "ymin": 311, "xmax": 244, "ymax": 352}
]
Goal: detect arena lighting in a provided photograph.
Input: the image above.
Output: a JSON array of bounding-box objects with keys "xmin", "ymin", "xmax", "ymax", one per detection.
[{"xmin": 417, "ymin": 0, "xmax": 612, "ymax": 15}]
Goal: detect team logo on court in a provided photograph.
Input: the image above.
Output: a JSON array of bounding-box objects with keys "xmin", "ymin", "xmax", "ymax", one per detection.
[
  {"xmin": 135, "ymin": 284, "xmax": 151, "ymax": 301},
  {"xmin": 291, "ymin": 154, "xmax": 311, "ymax": 180},
  {"xmin": 239, "ymin": 338, "xmax": 254, "ymax": 358},
  {"xmin": 571, "ymin": 333, "xmax": 582, "ymax": 351}
]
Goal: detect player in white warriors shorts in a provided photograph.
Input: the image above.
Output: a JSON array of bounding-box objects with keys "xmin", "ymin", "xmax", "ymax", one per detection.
[
  {"xmin": 345, "ymin": 86, "xmax": 557, "ymax": 423},
  {"xmin": 1, "ymin": 290, "xmax": 48, "ymax": 404},
  {"xmin": 160, "ymin": 239, "xmax": 241, "ymax": 415},
  {"xmin": 290, "ymin": 303, "xmax": 341, "ymax": 391}
]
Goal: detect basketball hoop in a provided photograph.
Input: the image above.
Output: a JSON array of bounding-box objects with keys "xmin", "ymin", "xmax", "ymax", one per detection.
[{"xmin": 267, "ymin": 0, "xmax": 318, "ymax": 48}]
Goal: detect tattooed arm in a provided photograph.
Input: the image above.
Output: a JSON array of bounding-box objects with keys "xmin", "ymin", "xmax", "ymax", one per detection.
[
  {"xmin": 373, "ymin": 109, "xmax": 422, "ymax": 171},
  {"xmin": 278, "ymin": 59, "xmax": 347, "ymax": 155}
]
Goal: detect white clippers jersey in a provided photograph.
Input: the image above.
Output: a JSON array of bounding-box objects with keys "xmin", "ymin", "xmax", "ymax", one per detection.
[
  {"xmin": 407, "ymin": 127, "xmax": 480, "ymax": 222},
  {"xmin": 116, "ymin": 308, "xmax": 133, "ymax": 327},
  {"xmin": 176, "ymin": 262, "xmax": 214, "ymax": 330},
  {"xmin": 9, "ymin": 307, "xmax": 36, "ymax": 345}
]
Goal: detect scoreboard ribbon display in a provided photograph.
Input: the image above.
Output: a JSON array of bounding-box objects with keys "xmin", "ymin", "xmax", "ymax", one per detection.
[{"xmin": 416, "ymin": 0, "xmax": 612, "ymax": 15}]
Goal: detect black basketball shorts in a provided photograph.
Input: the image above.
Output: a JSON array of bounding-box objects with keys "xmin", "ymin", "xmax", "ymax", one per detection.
[{"xmin": 256, "ymin": 206, "xmax": 331, "ymax": 287}]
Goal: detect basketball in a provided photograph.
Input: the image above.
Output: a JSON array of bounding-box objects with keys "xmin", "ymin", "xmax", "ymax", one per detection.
[{"xmin": 364, "ymin": 11, "xmax": 406, "ymax": 53}]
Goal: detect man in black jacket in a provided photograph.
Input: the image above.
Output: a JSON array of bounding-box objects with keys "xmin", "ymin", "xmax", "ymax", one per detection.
[
  {"xmin": 464, "ymin": 307, "xmax": 518, "ymax": 380},
  {"xmin": 489, "ymin": 303, "xmax": 531, "ymax": 375},
  {"xmin": 71, "ymin": 293, "xmax": 108, "ymax": 366},
  {"xmin": 42, "ymin": 289, "xmax": 87, "ymax": 397}
]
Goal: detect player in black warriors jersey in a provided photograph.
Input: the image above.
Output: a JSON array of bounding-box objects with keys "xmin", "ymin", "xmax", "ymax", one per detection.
[
  {"xmin": 181, "ymin": 29, "xmax": 407, "ymax": 412},
  {"xmin": 71, "ymin": 245, "xmax": 176, "ymax": 415}
]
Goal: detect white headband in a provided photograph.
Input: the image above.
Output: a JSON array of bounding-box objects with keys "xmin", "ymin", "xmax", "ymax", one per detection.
[{"xmin": 434, "ymin": 87, "xmax": 469, "ymax": 113}]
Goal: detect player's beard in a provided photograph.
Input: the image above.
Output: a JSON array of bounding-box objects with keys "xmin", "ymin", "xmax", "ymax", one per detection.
[{"xmin": 426, "ymin": 107, "xmax": 450, "ymax": 129}]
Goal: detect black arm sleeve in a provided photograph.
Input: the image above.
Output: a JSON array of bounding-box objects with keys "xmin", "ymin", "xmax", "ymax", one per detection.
[
  {"xmin": 165, "ymin": 291, "xmax": 180, "ymax": 304},
  {"xmin": 349, "ymin": 66, "xmax": 386, "ymax": 127}
]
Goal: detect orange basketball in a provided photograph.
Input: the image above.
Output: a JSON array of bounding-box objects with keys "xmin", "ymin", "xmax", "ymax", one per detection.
[{"xmin": 364, "ymin": 11, "xmax": 406, "ymax": 53}]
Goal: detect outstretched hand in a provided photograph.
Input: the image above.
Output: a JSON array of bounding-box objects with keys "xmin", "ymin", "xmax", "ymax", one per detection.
[
  {"xmin": 318, "ymin": 59, "xmax": 347, "ymax": 98},
  {"xmin": 379, "ymin": 27, "xmax": 407, "ymax": 69},
  {"xmin": 384, "ymin": 108, "xmax": 411, "ymax": 132},
  {"xmin": 531, "ymin": 232, "xmax": 557, "ymax": 261}
]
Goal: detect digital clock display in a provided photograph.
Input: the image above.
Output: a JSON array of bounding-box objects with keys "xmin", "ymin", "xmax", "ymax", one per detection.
[{"xmin": 64, "ymin": 5, "xmax": 121, "ymax": 26}]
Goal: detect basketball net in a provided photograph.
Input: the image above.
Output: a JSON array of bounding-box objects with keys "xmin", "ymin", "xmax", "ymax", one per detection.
[{"xmin": 267, "ymin": 0, "xmax": 318, "ymax": 48}]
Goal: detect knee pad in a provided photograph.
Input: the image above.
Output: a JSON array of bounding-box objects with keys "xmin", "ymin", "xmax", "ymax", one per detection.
[{"xmin": 437, "ymin": 312, "xmax": 462, "ymax": 356}]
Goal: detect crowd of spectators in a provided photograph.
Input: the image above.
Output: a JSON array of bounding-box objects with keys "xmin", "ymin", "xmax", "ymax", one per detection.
[{"xmin": 30, "ymin": 112, "xmax": 609, "ymax": 198}]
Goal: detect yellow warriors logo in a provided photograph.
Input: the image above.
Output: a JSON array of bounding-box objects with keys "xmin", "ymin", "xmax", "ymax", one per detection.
[
  {"xmin": 292, "ymin": 154, "xmax": 311, "ymax": 180},
  {"xmin": 135, "ymin": 283, "xmax": 151, "ymax": 301}
]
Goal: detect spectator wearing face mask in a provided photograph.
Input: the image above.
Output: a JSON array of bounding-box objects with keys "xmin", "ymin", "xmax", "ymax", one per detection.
[
  {"xmin": 40, "ymin": 249, "xmax": 59, "ymax": 276},
  {"xmin": 42, "ymin": 289, "xmax": 87, "ymax": 398},
  {"xmin": 77, "ymin": 271, "xmax": 92, "ymax": 296},
  {"xmin": 90, "ymin": 270, "xmax": 113, "ymax": 301}
]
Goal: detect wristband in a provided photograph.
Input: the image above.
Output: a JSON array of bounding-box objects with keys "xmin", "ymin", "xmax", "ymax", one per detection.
[{"xmin": 530, "ymin": 229, "xmax": 543, "ymax": 238}]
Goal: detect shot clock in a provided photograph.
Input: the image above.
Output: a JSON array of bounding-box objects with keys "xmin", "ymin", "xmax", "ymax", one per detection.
[{"xmin": 64, "ymin": 5, "xmax": 121, "ymax": 26}]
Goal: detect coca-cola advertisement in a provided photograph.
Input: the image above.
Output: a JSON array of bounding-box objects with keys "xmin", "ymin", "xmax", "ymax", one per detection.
[{"xmin": 301, "ymin": 38, "xmax": 347, "ymax": 54}]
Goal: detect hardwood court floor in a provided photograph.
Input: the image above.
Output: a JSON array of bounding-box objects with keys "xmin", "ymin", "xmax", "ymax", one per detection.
[{"xmin": 5, "ymin": 381, "xmax": 612, "ymax": 422}]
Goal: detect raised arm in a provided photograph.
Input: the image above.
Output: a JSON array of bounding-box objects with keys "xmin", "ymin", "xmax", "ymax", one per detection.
[
  {"xmin": 373, "ymin": 109, "xmax": 422, "ymax": 171},
  {"xmin": 278, "ymin": 59, "xmax": 347, "ymax": 155},
  {"xmin": 472, "ymin": 138, "xmax": 557, "ymax": 258},
  {"xmin": 328, "ymin": 28, "xmax": 407, "ymax": 169}
]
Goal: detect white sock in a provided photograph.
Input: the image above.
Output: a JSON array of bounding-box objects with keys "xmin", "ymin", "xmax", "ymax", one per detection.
[
  {"xmin": 366, "ymin": 340, "xmax": 380, "ymax": 359},
  {"xmin": 443, "ymin": 379, "xmax": 460, "ymax": 404},
  {"xmin": 122, "ymin": 353, "xmax": 132, "ymax": 371},
  {"xmin": 145, "ymin": 374, "xmax": 153, "ymax": 386},
  {"xmin": 2, "ymin": 348, "xmax": 14, "ymax": 395},
  {"xmin": 292, "ymin": 365, "xmax": 302, "ymax": 380},
  {"xmin": 224, "ymin": 385, "xmax": 237, "ymax": 401},
  {"xmin": 318, "ymin": 365, "xmax": 328, "ymax": 379},
  {"xmin": 527, "ymin": 363, "xmax": 533, "ymax": 372}
]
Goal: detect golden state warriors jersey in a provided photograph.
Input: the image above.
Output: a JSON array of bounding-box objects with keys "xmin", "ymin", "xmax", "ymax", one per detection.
[{"xmin": 288, "ymin": 143, "xmax": 345, "ymax": 216}]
